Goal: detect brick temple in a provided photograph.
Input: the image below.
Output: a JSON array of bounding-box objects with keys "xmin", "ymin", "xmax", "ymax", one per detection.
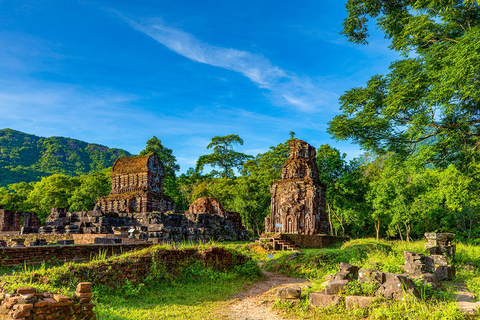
[
  {"xmin": 265, "ymin": 139, "xmax": 329, "ymax": 235},
  {"xmin": 96, "ymin": 153, "xmax": 175, "ymax": 213}
]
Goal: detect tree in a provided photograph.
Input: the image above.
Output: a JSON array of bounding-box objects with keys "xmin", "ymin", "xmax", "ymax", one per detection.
[
  {"xmin": 27, "ymin": 174, "xmax": 79, "ymax": 221},
  {"xmin": 68, "ymin": 169, "xmax": 111, "ymax": 212},
  {"xmin": 140, "ymin": 136, "xmax": 186, "ymax": 210},
  {"xmin": 316, "ymin": 145, "xmax": 370, "ymax": 237},
  {"xmin": 329, "ymin": 1, "xmax": 480, "ymax": 164},
  {"xmin": 196, "ymin": 135, "xmax": 253, "ymax": 178}
]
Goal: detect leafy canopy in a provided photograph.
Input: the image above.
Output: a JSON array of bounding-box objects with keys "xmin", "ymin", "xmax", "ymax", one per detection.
[
  {"xmin": 330, "ymin": 0, "xmax": 480, "ymax": 164},
  {"xmin": 196, "ymin": 135, "xmax": 253, "ymax": 179}
]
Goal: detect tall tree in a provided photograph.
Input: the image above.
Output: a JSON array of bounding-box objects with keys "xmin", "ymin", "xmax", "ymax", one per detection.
[
  {"xmin": 196, "ymin": 135, "xmax": 253, "ymax": 179},
  {"xmin": 329, "ymin": 0, "xmax": 480, "ymax": 164},
  {"xmin": 140, "ymin": 136, "xmax": 186, "ymax": 210}
]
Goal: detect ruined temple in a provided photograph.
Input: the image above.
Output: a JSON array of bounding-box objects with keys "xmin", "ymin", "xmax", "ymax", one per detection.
[
  {"xmin": 265, "ymin": 139, "xmax": 329, "ymax": 235},
  {"xmin": 96, "ymin": 153, "xmax": 175, "ymax": 213},
  {"xmin": 0, "ymin": 207, "xmax": 41, "ymax": 233}
]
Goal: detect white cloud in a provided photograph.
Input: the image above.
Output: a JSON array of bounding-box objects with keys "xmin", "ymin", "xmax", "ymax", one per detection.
[{"xmin": 127, "ymin": 19, "xmax": 338, "ymax": 113}]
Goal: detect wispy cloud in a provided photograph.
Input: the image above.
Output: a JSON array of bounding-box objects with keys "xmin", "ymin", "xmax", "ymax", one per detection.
[{"xmin": 126, "ymin": 18, "xmax": 338, "ymax": 112}]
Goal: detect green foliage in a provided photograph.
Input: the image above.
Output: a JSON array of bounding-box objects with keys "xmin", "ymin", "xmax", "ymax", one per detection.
[
  {"xmin": 196, "ymin": 134, "xmax": 253, "ymax": 179},
  {"xmin": 330, "ymin": 0, "xmax": 480, "ymax": 165},
  {"xmin": 0, "ymin": 128, "xmax": 130, "ymax": 186},
  {"xmin": 340, "ymin": 279, "xmax": 379, "ymax": 297},
  {"xmin": 139, "ymin": 136, "xmax": 187, "ymax": 210}
]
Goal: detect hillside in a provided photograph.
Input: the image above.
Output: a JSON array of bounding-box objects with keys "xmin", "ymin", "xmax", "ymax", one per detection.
[{"xmin": 0, "ymin": 128, "xmax": 131, "ymax": 186}]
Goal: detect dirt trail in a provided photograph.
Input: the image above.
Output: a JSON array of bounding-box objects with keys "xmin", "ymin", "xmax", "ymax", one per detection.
[
  {"xmin": 454, "ymin": 283, "xmax": 480, "ymax": 315},
  {"xmin": 221, "ymin": 270, "xmax": 309, "ymax": 320}
]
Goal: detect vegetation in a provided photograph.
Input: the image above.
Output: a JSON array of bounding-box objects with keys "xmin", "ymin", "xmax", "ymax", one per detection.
[
  {"xmin": 330, "ymin": 0, "xmax": 480, "ymax": 166},
  {"xmin": 0, "ymin": 128, "xmax": 130, "ymax": 186},
  {"xmin": 261, "ymin": 238, "xmax": 478, "ymax": 319},
  {"xmin": 0, "ymin": 243, "xmax": 262, "ymax": 320}
]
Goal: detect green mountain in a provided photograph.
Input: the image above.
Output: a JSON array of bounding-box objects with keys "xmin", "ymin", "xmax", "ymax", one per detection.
[{"xmin": 0, "ymin": 128, "xmax": 131, "ymax": 186}]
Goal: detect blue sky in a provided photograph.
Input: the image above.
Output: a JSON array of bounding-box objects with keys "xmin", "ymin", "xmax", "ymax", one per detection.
[{"xmin": 0, "ymin": 0, "xmax": 398, "ymax": 173}]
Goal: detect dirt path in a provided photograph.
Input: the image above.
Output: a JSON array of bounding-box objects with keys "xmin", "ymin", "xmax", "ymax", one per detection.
[
  {"xmin": 454, "ymin": 283, "xmax": 480, "ymax": 315},
  {"xmin": 221, "ymin": 270, "xmax": 309, "ymax": 320}
]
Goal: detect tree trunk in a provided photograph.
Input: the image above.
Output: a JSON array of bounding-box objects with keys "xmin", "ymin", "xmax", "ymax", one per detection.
[
  {"xmin": 327, "ymin": 203, "xmax": 333, "ymax": 235},
  {"xmin": 375, "ymin": 214, "xmax": 380, "ymax": 240},
  {"xmin": 404, "ymin": 223, "xmax": 411, "ymax": 242},
  {"xmin": 397, "ymin": 224, "xmax": 404, "ymax": 241}
]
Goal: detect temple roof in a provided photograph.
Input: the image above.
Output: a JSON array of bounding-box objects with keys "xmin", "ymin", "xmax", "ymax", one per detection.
[{"xmin": 112, "ymin": 153, "xmax": 160, "ymax": 174}]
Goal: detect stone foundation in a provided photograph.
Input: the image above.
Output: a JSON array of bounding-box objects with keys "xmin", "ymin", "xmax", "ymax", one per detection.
[{"xmin": 262, "ymin": 233, "xmax": 347, "ymax": 248}]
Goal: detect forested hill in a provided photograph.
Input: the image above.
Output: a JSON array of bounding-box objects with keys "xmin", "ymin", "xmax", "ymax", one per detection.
[{"xmin": 0, "ymin": 128, "xmax": 131, "ymax": 186}]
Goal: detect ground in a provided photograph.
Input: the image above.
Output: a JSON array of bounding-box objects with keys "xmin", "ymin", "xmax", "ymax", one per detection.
[{"xmin": 221, "ymin": 268, "xmax": 309, "ymax": 320}]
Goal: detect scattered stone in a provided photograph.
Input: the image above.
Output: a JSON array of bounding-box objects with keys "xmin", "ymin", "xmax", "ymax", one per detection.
[
  {"xmin": 358, "ymin": 268, "xmax": 384, "ymax": 285},
  {"xmin": 410, "ymin": 273, "xmax": 441, "ymax": 290},
  {"xmin": 309, "ymin": 292, "xmax": 343, "ymax": 308},
  {"xmin": 324, "ymin": 280, "xmax": 349, "ymax": 295},
  {"xmin": 404, "ymin": 251, "xmax": 427, "ymax": 274},
  {"xmin": 338, "ymin": 262, "xmax": 359, "ymax": 280},
  {"xmin": 345, "ymin": 295, "xmax": 376, "ymax": 309},
  {"xmin": 376, "ymin": 275, "xmax": 419, "ymax": 300},
  {"xmin": 276, "ymin": 287, "xmax": 301, "ymax": 300},
  {"xmin": 435, "ymin": 265, "xmax": 456, "ymax": 281}
]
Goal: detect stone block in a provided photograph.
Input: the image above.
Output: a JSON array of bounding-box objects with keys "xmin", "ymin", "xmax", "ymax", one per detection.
[
  {"xmin": 75, "ymin": 292, "xmax": 93, "ymax": 301},
  {"xmin": 94, "ymin": 237, "xmax": 122, "ymax": 245},
  {"xmin": 376, "ymin": 275, "xmax": 419, "ymax": 300},
  {"xmin": 76, "ymin": 282, "xmax": 92, "ymax": 293},
  {"xmin": 345, "ymin": 295, "xmax": 376, "ymax": 309},
  {"xmin": 309, "ymin": 292, "xmax": 343, "ymax": 308},
  {"xmin": 435, "ymin": 265, "xmax": 456, "ymax": 281},
  {"xmin": 324, "ymin": 280, "xmax": 349, "ymax": 295},
  {"xmin": 430, "ymin": 254, "xmax": 448, "ymax": 267},
  {"xmin": 17, "ymin": 287, "xmax": 36, "ymax": 295},
  {"xmin": 276, "ymin": 286, "xmax": 301, "ymax": 300},
  {"xmin": 404, "ymin": 251, "xmax": 427, "ymax": 274},
  {"xmin": 358, "ymin": 268, "xmax": 384, "ymax": 284},
  {"xmin": 34, "ymin": 300, "xmax": 49, "ymax": 308},
  {"xmin": 410, "ymin": 273, "xmax": 441, "ymax": 290},
  {"xmin": 56, "ymin": 240, "xmax": 75, "ymax": 245},
  {"xmin": 53, "ymin": 294, "xmax": 70, "ymax": 302}
]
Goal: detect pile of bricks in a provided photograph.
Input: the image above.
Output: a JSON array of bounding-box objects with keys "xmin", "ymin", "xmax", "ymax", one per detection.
[{"xmin": 0, "ymin": 283, "xmax": 95, "ymax": 319}]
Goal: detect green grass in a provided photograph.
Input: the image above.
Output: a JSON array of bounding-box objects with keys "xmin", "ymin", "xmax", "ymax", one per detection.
[
  {"xmin": 4, "ymin": 238, "xmax": 480, "ymax": 319},
  {"xmin": 257, "ymin": 238, "xmax": 480, "ymax": 319},
  {"xmin": 94, "ymin": 270, "xmax": 255, "ymax": 319}
]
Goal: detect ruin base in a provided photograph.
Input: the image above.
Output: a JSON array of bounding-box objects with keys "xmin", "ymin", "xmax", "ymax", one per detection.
[{"xmin": 261, "ymin": 233, "xmax": 347, "ymax": 248}]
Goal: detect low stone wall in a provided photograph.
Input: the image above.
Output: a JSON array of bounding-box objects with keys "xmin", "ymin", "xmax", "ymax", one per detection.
[
  {"xmin": 0, "ymin": 283, "xmax": 95, "ymax": 320},
  {"xmin": 47, "ymin": 246, "xmax": 251, "ymax": 288},
  {"xmin": 0, "ymin": 243, "xmax": 151, "ymax": 266},
  {"xmin": 280, "ymin": 234, "xmax": 348, "ymax": 248}
]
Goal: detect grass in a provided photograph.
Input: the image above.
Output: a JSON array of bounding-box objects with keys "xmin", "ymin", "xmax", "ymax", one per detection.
[
  {"xmin": 3, "ymin": 238, "xmax": 480, "ymax": 319},
  {"xmin": 256, "ymin": 238, "xmax": 480, "ymax": 319},
  {"xmin": 94, "ymin": 269, "xmax": 255, "ymax": 319}
]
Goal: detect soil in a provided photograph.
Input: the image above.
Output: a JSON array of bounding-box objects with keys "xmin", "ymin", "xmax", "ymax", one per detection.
[{"xmin": 219, "ymin": 269, "xmax": 309, "ymax": 320}]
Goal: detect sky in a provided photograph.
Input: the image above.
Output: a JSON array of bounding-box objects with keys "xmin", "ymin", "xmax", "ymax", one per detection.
[{"xmin": 0, "ymin": 0, "xmax": 398, "ymax": 173}]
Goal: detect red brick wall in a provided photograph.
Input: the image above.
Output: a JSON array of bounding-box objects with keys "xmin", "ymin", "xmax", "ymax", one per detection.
[{"xmin": 0, "ymin": 243, "xmax": 151, "ymax": 266}]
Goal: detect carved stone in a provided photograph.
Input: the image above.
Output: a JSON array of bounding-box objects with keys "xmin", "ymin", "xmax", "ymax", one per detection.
[
  {"xmin": 265, "ymin": 139, "xmax": 329, "ymax": 234},
  {"xmin": 96, "ymin": 153, "xmax": 175, "ymax": 213}
]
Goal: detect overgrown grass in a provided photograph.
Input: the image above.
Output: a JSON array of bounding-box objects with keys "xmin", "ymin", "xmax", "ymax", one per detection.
[
  {"xmin": 94, "ymin": 260, "xmax": 261, "ymax": 319},
  {"xmin": 0, "ymin": 241, "xmax": 263, "ymax": 319},
  {"xmin": 258, "ymin": 238, "xmax": 480, "ymax": 319}
]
